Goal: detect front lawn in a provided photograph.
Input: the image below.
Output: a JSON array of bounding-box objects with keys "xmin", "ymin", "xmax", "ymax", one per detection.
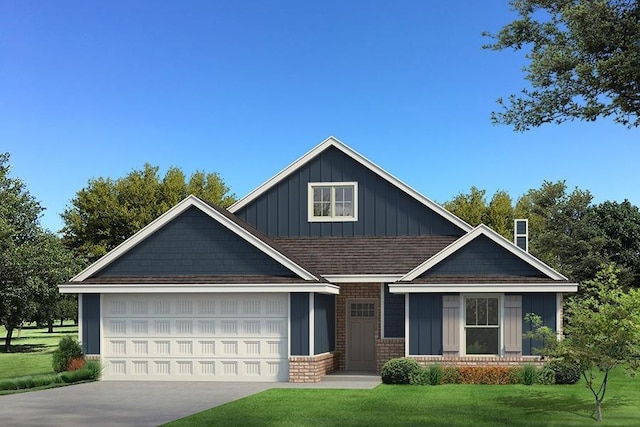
[
  {"xmin": 0, "ymin": 325, "xmax": 78, "ymax": 380},
  {"xmin": 166, "ymin": 369, "xmax": 639, "ymax": 426}
]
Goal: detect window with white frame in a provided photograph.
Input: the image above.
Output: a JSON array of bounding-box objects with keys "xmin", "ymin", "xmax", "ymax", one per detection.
[
  {"xmin": 465, "ymin": 296, "xmax": 500, "ymax": 355},
  {"xmin": 308, "ymin": 182, "xmax": 357, "ymax": 221}
]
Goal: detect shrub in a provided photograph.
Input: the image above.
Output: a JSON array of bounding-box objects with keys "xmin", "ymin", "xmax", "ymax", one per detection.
[
  {"xmin": 441, "ymin": 366, "xmax": 461, "ymax": 384},
  {"xmin": 428, "ymin": 365, "xmax": 443, "ymax": 385},
  {"xmin": 67, "ymin": 357, "xmax": 86, "ymax": 371},
  {"xmin": 85, "ymin": 359, "xmax": 103, "ymax": 380},
  {"xmin": 60, "ymin": 369, "xmax": 93, "ymax": 384},
  {"xmin": 52, "ymin": 336, "xmax": 83, "ymax": 373},
  {"xmin": 457, "ymin": 366, "xmax": 511, "ymax": 384},
  {"xmin": 409, "ymin": 367, "xmax": 430, "ymax": 385},
  {"xmin": 381, "ymin": 358, "xmax": 421, "ymax": 384},
  {"xmin": 538, "ymin": 367, "xmax": 556, "ymax": 385},
  {"xmin": 507, "ymin": 367, "xmax": 522, "ymax": 384},
  {"xmin": 521, "ymin": 364, "xmax": 539, "ymax": 385},
  {"xmin": 546, "ymin": 359, "xmax": 581, "ymax": 385}
]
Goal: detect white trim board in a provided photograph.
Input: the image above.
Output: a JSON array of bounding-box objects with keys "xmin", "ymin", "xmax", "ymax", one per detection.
[
  {"xmin": 71, "ymin": 195, "xmax": 318, "ymax": 282},
  {"xmin": 323, "ymin": 274, "xmax": 403, "ymax": 283},
  {"xmin": 228, "ymin": 136, "xmax": 472, "ymax": 232},
  {"xmin": 388, "ymin": 283, "xmax": 578, "ymax": 293},
  {"xmin": 400, "ymin": 224, "xmax": 569, "ymax": 282},
  {"xmin": 59, "ymin": 283, "xmax": 341, "ymax": 295}
]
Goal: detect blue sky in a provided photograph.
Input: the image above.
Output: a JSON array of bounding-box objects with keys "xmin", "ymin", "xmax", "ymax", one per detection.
[{"xmin": 2, "ymin": 1, "xmax": 638, "ymax": 232}]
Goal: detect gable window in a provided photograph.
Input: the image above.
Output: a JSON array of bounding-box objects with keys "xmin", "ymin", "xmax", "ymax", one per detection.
[
  {"xmin": 308, "ymin": 182, "xmax": 358, "ymax": 222},
  {"xmin": 465, "ymin": 296, "xmax": 499, "ymax": 355}
]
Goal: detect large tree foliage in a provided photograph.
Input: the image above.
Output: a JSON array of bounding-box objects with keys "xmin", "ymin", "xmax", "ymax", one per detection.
[
  {"xmin": 444, "ymin": 180, "xmax": 640, "ymax": 288},
  {"xmin": 0, "ymin": 153, "xmax": 80, "ymax": 351},
  {"xmin": 61, "ymin": 164, "xmax": 236, "ymax": 262},
  {"xmin": 485, "ymin": 0, "xmax": 640, "ymax": 130},
  {"xmin": 559, "ymin": 264, "xmax": 640, "ymax": 422}
]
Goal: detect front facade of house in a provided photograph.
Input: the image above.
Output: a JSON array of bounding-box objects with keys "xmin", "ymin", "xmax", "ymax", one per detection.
[{"xmin": 60, "ymin": 137, "xmax": 577, "ymax": 382}]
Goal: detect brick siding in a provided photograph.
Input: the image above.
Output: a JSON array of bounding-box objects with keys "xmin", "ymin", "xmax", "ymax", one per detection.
[{"xmin": 289, "ymin": 352, "xmax": 338, "ymax": 382}]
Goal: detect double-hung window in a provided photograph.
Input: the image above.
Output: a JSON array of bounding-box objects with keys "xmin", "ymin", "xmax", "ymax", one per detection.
[
  {"xmin": 308, "ymin": 182, "xmax": 357, "ymax": 222},
  {"xmin": 465, "ymin": 296, "xmax": 500, "ymax": 355}
]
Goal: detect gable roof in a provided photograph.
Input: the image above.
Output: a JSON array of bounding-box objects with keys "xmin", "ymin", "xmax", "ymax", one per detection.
[
  {"xmin": 228, "ymin": 136, "xmax": 472, "ymax": 232},
  {"xmin": 71, "ymin": 195, "xmax": 320, "ymax": 282},
  {"xmin": 400, "ymin": 224, "xmax": 569, "ymax": 282}
]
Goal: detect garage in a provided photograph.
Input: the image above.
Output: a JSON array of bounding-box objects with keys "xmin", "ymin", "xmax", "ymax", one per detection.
[{"xmin": 101, "ymin": 293, "xmax": 289, "ymax": 382}]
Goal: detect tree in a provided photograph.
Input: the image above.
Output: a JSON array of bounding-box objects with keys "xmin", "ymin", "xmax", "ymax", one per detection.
[
  {"xmin": 484, "ymin": 190, "xmax": 515, "ymax": 240},
  {"xmin": 444, "ymin": 186, "xmax": 489, "ymax": 227},
  {"xmin": 485, "ymin": 0, "xmax": 640, "ymax": 130},
  {"xmin": 61, "ymin": 164, "xmax": 236, "ymax": 262},
  {"xmin": 558, "ymin": 264, "xmax": 640, "ymax": 422},
  {"xmin": 0, "ymin": 153, "xmax": 43, "ymax": 352},
  {"xmin": 586, "ymin": 200, "xmax": 640, "ymax": 287}
]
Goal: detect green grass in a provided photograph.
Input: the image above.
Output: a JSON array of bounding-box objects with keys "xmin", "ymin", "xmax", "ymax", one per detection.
[
  {"xmin": 0, "ymin": 324, "xmax": 78, "ymax": 380},
  {"xmin": 166, "ymin": 369, "xmax": 640, "ymax": 426}
]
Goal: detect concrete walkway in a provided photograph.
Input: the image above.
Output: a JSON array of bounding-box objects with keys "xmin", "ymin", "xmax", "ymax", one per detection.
[{"xmin": 1, "ymin": 373, "xmax": 381, "ymax": 427}]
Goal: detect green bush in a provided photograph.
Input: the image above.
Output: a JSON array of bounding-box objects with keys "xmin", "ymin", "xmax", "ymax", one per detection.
[
  {"xmin": 507, "ymin": 367, "xmax": 522, "ymax": 384},
  {"xmin": 441, "ymin": 366, "xmax": 461, "ymax": 384},
  {"xmin": 537, "ymin": 367, "xmax": 556, "ymax": 385},
  {"xmin": 546, "ymin": 359, "xmax": 581, "ymax": 384},
  {"xmin": 85, "ymin": 359, "xmax": 103, "ymax": 380},
  {"xmin": 428, "ymin": 365, "xmax": 443, "ymax": 385},
  {"xmin": 381, "ymin": 358, "xmax": 421, "ymax": 384},
  {"xmin": 521, "ymin": 364, "xmax": 539, "ymax": 385},
  {"xmin": 52, "ymin": 336, "xmax": 83, "ymax": 373},
  {"xmin": 409, "ymin": 367, "xmax": 430, "ymax": 385},
  {"xmin": 60, "ymin": 369, "xmax": 93, "ymax": 384}
]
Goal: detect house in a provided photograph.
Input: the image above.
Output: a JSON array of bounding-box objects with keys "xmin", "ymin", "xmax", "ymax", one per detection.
[{"xmin": 59, "ymin": 136, "xmax": 577, "ymax": 382}]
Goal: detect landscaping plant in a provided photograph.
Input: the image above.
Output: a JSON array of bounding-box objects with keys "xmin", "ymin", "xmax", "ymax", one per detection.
[
  {"xmin": 381, "ymin": 358, "xmax": 420, "ymax": 384},
  {"xmin": 52, "ymin": 336, "xmax": 83, "ymax": 372}
]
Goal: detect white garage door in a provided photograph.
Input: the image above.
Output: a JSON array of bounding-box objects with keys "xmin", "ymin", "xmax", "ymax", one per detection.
[{"xmin": 101, "ymin": 293, "xmax": 289, "ymax": 382}]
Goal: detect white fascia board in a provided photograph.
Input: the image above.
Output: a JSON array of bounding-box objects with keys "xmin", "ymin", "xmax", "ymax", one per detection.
[
  {"xmin": 322, "ymin": 274, "xmax": 403, "ymax": 283},
  {"xmin": 400, "ymin": 224, "xmax": 568, "ymax": 282},
  {"xmin": 228, "ymin": 136, "xmax": 472, "ymax": 232},
  {"xmin": 59, "ymin": 283, "xmax": 341, "ymax": 295},
  {"xmin": 71, "ymin": 195, "xmax": 318, "ymax": 282},
  {"xmin": 388, "ymin": 283, "xmax": 579, "ymax": 294}
]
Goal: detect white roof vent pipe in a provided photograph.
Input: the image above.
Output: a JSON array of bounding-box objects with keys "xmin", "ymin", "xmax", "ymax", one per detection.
[{"xmin": 514, "ymin": 219, "xmax": 528, "ymax": 252}]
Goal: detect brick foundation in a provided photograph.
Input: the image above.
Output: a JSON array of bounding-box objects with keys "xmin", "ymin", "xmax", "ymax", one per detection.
[
  {"xmin": 377, "ymin": 338, "xmax": 405, "ymax": 373},
  {"xmin": 289, "ymin": 352, "xmax": 339, "ymax": 383}
]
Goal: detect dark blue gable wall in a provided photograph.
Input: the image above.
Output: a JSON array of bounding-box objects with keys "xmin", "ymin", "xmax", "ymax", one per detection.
[
  {"xmin": 235, "ymin": 146, "xmax": 465, "ymax": 237},
  {"xmin": 290, "ymin": 293, "xmax": 310, "ymax": 355},
  {"xmin": 95, "ymin": 207, "xmax": 294, "ymax": 277},
  {"xmin": 314, "ymin": 293, "xmax": 335, "ymax": 354},
  {"xmin": 421, "ymin": 235, "xmax": 546, "ymax": 277},
  {"xmin": 82, "ymin": 294, "xmax": 101, "ymax": 354},
  {"xmin": 522, "ymin": 293, "xmax": 557, "ymax": 355},
  {"xmin": 409, "ymin": 294, "xmax": 442, "ymax": 355},
  {"xmin": 384, "ymin": 284, "xmax": 405, "ymax": 338}
]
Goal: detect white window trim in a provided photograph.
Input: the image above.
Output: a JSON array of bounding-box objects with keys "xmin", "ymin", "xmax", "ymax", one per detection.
[
  {"xmin": 307, "ymin": 182, "xmax": 358, "ymax": 222},
  {"xmin": 460, "ymin": 293, "xmax": 504, "ymax": 357}
]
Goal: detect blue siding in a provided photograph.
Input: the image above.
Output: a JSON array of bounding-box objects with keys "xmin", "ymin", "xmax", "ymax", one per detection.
[
  {"xmin": 421, "ymin": 235, "xmax": 546, "ymax": 277},
  {"xmin": 384, "ymin": 284, "xmax": 405, "ymax": 338},
  {"xmin": 290, "ymin": 293, "xmax": 310, "ymax": 356},
  {"xmin": 235, "ymin": 146, "xmax": 466, "ymax": 237},
  {"xmin": 314, "ymin": 293, "xmax": 335, "ymax": 354},
  {"xmin": 95, "ymin": 207, "xmax": 294, "ymax": 277},
  {"xmin": 82, "ymin": 294, "xmax": 101, "ymax": 354},
  {"xmin": 409, "ymin": 294, "xmax": 443, "ymax": 355},
  {"xmin": 522, "ymin": 293, "xmax": 557, "ymax": 355}
]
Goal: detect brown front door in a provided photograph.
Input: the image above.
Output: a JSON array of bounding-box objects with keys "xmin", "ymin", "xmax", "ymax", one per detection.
[{"xmin": 347, "ymin": 300, "xmax": 377, "ymax": 371}]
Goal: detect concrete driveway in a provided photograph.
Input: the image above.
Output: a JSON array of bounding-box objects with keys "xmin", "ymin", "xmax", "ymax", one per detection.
[
  {"xmin": 1, "ymin": 381, "xmax": 273, "ymax": 427},
  {"xmin": 2, "ymin": 373, "xmax": 380, "ymax": 426}
]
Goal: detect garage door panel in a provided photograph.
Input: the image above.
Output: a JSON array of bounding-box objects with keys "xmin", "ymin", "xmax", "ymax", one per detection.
[{"xmin": 102, "ymin": 293, "xmax": 289, "ymax": 381}]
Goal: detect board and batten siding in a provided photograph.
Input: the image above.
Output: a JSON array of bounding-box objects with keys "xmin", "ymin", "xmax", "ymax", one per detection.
[
  {"xmin": 408, "ymin": 294, "xmax": 443, "ymax": 355},
  {"xmin": 384, "ymin": 284, "xmax": 405, "ymax": 338},
  {"xmin": 290, "ymin": 293, "xmax": 310, "ymax": 356},
  {"xmin": 314, "ymin": 293, "xmax": 336, "ymax": 354},
  {"xmin": 235, "ymin": 146, "xmax": 466, "ymax": 237},
  {"xmin": 522, "ymin": 293, "xmax": 557, "ymax": 356},
  {"xmin": 95, "ymin": 207, "xmax": 295, "ymax": 277},
  {"xmin": 81, "ymin": 293, "xmax": 101, "ymax": 355}
]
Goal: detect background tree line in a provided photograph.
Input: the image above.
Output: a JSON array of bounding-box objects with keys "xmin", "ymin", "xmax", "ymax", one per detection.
[
  {"xmin": 1, "ymin": 153, "xmax": 235, "ymax": 351},
  {"xmin": 444, "ymin": 181, "xmax": 640, "ymax": 289}
]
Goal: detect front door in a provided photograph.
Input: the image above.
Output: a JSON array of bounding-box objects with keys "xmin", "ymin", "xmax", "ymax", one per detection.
[{"xmin": 346, "ymin": 300, "xmax": 376, "ymax": 371}]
